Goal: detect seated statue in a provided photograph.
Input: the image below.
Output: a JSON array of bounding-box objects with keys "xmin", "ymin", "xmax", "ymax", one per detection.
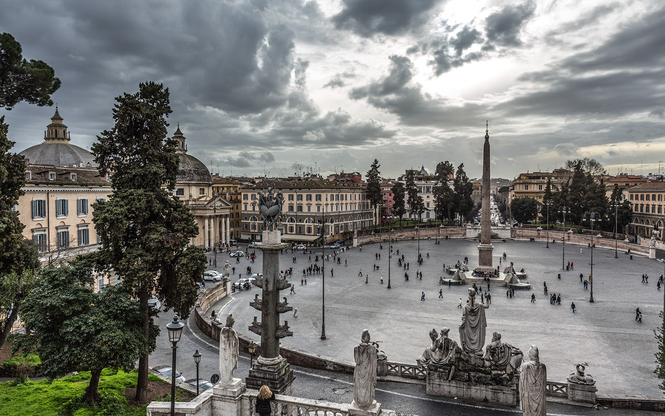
[
  {"xmin": 417, "ymin": 328, "xmax": 458, "ymax": 367},
  {"xmin": 568, "ymin": 362, "xmax": 595, "ymax": 385},
  {"xmin": 483, "ymin": 332, "xmax": 523, "ymax": 373}
]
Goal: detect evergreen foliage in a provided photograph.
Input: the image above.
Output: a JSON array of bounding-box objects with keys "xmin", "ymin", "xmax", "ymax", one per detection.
[
  {"xmin": 405, "ymin": 170, "xmax": 425, "ymax": 222},
  {"xmin": 433, "ymin": 161, "xmax": 455, "ymax": 223},
  {"xmin": 511, "ymin": 197, "xmax": 539, "ymax": 224},
  {"xmin": 391, "ymin": 182, "xmax": 406, "ymax": 225},
  {"xmin": 452, "ymin": 164, "xmax": 473, "ymax": 224},
  {"xmin": 366, "ymin": 159, "xmax": 382, "ymax": 223}
]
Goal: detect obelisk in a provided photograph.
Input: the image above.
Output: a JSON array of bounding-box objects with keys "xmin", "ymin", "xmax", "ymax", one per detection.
[{"xmin": 477, "ymin": 121, "xmax": 494, "ymax": 272}]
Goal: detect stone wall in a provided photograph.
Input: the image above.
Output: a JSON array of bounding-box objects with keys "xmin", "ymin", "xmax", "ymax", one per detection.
[
  {"xmin": 199, "ymin": 281, "xmax": 229, "ymax": 313},
  {"xmin": 511, "ymin": 229, "xmax": 649, "ymax": 256},
  {"xmin": 357, "ymin": 226, "xmax": 467, "ymax": 246}
]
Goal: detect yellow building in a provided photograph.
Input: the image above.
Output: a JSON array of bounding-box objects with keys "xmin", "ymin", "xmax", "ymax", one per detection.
[
  {"xmin": 627, "ymin": 182, "xmax": 665, "ymax": 238},
  {"xmin": 212, "ymin": 177, "xmax": 247, "ymax": 241},
  {"xmin": 510, "ymin": 169, "xmax": 571, "ymax": 205}
]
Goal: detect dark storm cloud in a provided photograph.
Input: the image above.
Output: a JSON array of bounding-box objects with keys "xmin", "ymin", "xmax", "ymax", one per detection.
[
  {"xmin": 239, "ymin": 151, "xmax": 276, "ymax": 163},
  {"xmin": 332, "ymin": 0, "xmax": 441, "ymax": 37},
  {"xmin": 225, "ymin": 157, "xmax": 252, "ymax": 168},
  {"xmin": 485, "ymin": 1, "xmax": 536, "ymax": 47},
  {"xmin": 450, "ymin": 26, "xmax": 482, "ymax": 56},
  {"xmin": 350, "ymin": 55, "xmax": 488, "ymax": 127},
  {"xmin": 501, "ymin": 6, "xmax": 665, "ymax": 119}
]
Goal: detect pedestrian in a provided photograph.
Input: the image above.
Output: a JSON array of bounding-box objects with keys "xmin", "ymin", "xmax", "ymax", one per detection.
[
  {"xmin": 294, "ymin": 308, "xmax": 298, "ymax": 318},
  {"xmin": 487, "ymin": 292, "xmax": 491, "ymax": 304},
  {"xmin": 331, "ymin": 268, "xmax": 334, "ymax": 277},
  {"xmin": 481, "ymin": 293, "xmax": 485, "ymax": 304},
  {"xmin": 421, "ymin": 291, "xmax": 425, "ymax": 301},
  {"xmin": 439, "ymin": 289, "xmax": 443, "ymax": 298},
  {"xmin": 646, "ymin": 275, "xmax": 649, "ymax": 283},
  {"xmin": 211, "ymin": 309, "xmax": 216, "ymax": 320},
  {"xmin": 405, "ymin": 272, "xmax": 409, "ymax": 280},
  {"xmin": 458, "ymin": 298, "xmax": 463, "ymax": 308},
  {"xmin": 571, "ymin": 302, "xmax": 576, "ymax": 313},
  {"xmin": 658, "ymin": 281, "xmax": 661, "ymax": 290},
  {"xmin": 365, "ymin": 274, "xmax": 368, "ymax": 284},
  {"xmin": 301, "ymin": 277, "xmax": 304, "ymax": 285},
  {"xmin": 290, "ymin": 284, "xmax": 295, "ymax": 294},
  {"xmin": 531, "ymin": 293, "xmax": 536, "ymax": 303},
  {"xmin": 304, "ymin": 277, "xmax": 307, "ymax": 285},
  {"xmin": 571, "ymin": 262, "xmax": 573, "ymax": 269},
  {"xmin": 381, "ymin": 276, "xmax": 384, "ymax": 284},
  {"xmin": 636, "ymin": 307, "xmax": 642, "ymax": 322},
  {"xmin": 642, "ymin": 274, "xmax": 646, "ymax": 283},
  {"xmin": 255, "ymin": 385, "xmax": 275, "ymax": 416}
]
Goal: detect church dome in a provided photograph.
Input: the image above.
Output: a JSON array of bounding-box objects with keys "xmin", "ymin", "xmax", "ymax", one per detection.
[
  {"xmin": 173, "ymin": 126, "xmax": 211, "ymax": 183},
  {"xmin": 20, "ymin": 107, "xmax": 97, "ymax": 167}
]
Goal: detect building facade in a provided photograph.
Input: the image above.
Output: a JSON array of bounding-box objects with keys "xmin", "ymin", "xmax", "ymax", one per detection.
[
  {"xmin": 510, "ymin": 169, "xmax": 571, "ymax": 205},
  {"xmin": 398, "ymin": 167, "xmax": 438, "ymax": 221},
  {"xmin": 240, "ymin": 178, "xmax": 375, "ymax": 243},
  {"xmin": 380, "ymin": 179, "xmax": 394, "ymax": 223},
  {"xmin": 627, "ymin": 182, "xmax": 665, "ymax": 239}
]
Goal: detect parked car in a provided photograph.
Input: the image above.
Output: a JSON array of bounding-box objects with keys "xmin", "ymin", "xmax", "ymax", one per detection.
[
  {"xmin": 154, "ymin": 365, "xmax": 186, "ymax": 383},
  {"xmin": 229, "ymin": 251, "xmax": 245, "ymax": 257},
  {"xmin": 330, "ymin": 243, "xmax": 341, "ymax": 249},
  {"xmin": 250, "ymin": 273, "xmax": 263, "ymax": 280},
  {"xmin": 148, "ymin": 295, "xmax": 161, "ymax": 310},
  {"xmin": 234, "ymin": 276, "xmax": 257, "ymax": 290},
  {"xmin": 295, "ymin": 244, "xmax": 306, "ymax": 250},
  {"xmin": 185, "ymin": 378, "xmax": 214, "ymax": 392},
  {"xmin": 203, "ymin": 270, "xmax": 222, "ymax": 281},
  {"xmin": 248, "ymin": 242, "xmax": 256, "ymax": 248},
  {"xmin": 229, "ymin": 239, "xmax": 238, "ymax": 246}
]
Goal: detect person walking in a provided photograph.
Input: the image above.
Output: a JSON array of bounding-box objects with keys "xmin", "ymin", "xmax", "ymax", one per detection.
[
  {"xmin": 439, "ymin": 289, "xmax": 443, "ymax": 298},
  {"xmin": 571, "ymin": 302, "xmax": 576, "ymax": 313},
  {"xmin": 290, "ymin": 284, "xmax": 295, "ymax": 295},
  {"xmin": 421, "ymin": 291, "xmax": 425, "ymax": 301},
  {"xmin": 531, "ymin": 293, "xmax": 536, "ymax": 303},
  {"xmin": 458, "ymin": 297, "xmax": 463, "ymax": 308},
  {"xmin": 380, "ymin": 276, "xmax": 384, "ymax": 284},
  {"xmin": 255, "ymin": 385, "xmax": 275, "ymax": 416}
]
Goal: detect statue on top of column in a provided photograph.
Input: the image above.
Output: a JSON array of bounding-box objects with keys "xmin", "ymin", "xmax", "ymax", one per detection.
[{"xmin": 257, "ymin": 187, "xmax": 284, "ymax": 230}]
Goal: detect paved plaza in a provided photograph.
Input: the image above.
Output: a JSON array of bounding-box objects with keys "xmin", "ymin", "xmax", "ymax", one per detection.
[{"xmin": 212, "ymin": 236, "xmax": 665, "ymax": 398}]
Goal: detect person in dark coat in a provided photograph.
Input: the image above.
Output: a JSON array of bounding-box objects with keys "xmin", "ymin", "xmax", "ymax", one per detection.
[{"xmin": 256, "ymin": 385, "xmax": 275, "ymax": 416}]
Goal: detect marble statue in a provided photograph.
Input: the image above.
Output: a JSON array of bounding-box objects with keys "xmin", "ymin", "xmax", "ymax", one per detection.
[
  {"xmin": 519, "ymin": 345, "xmax": 547, "ymax": 416},
  {"xmin": 219, "ymin": 314, "xmax": 239, "ymax": 385},
  {"xmin": 483, "ymin": 332, "xmax": 522, "ymax": 373},
  {"xmin": 353, "ymin": 329, "xmax": 378, "ymax": 409},
  {"xmin": 222, "ymin": 261, "xmax": 231, "ymax": 279},
  {"xmin": 418, "ymin": 328, "xmax": 458, "ymax": 367},
  {"xmin": 568, "ymin": 362, "xmax": 595, "ymax": 385},
  {"xmin": 459, "ymin": 288, "xmax": 487, "ymax": 355}
]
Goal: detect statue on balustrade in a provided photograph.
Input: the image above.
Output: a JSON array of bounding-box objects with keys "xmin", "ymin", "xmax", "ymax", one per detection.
[
  {"xmin": 219, "ymin": 314, "xmax": 239, "ymax": 385},
  {"xmin": 519, "ymin": 345, "xmax": 547, "ymax": 416},
  {"xmin": 417, "ymin": 327, "xmax": 458, "ymax": 367},
  {"xmin": 353, "ymin": 329, "xmax": 377, "ymax": 409},
  {"xmin": 459, "ymin": 288, "xmax": 487, "ymax": 355},
  {"xmin": 483, "ymin": 332, "xmax": 523, "ymax": 373}
]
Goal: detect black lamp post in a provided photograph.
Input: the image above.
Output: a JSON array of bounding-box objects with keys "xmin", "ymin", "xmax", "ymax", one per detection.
[
  {"xmin": 247, "ymin": 341, "xmax": 257, "ymax": 368},
  {"xmin": 193, "ymin": 350, "xmax": 201, "ymax": 396},
  {"xmin": 415, "ymin": 226, "xmax": 420, "ymax": 258},
  {"xmin": 387, "ymin": 229, "xmax": 392, "ymax": 289},
  {"xmin": 612, "ymin": 203, "xmax": 620, "ymax": 258},
  {"xmin": 166, "ymin": 315, "xmax": 185, "ymax": 416},
  {"xmin": 321, "ymin": 197, "xmax": 327, "ymax": 340},
  {"xmin": 545, "ymin": 201, "xmax": 550, "ymax": 248},
  {"xmin": 585, "ymin": 212, "xmax": 599, "ymax": 303},
  {"xmin": 559, "ymin": 206, "xmax": 570, "ymax": 270}
]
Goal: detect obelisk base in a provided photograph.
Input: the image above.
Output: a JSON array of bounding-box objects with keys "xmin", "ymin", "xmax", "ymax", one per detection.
[
  {"xmin": 476, "ymin": 243, "xmax": 494, "ymax": 272},
  {"xmin": 246, "ymin": 355, "xmax": 295, "ymax": 395}
]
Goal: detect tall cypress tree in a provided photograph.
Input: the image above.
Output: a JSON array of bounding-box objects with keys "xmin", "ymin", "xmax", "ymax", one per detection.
[
  {"xmin": 391, "ymin": 182, "xmax": 406, "ymax": 226},
  {"xmin": 433, "ymin": 161, "xmax": 455, "ymax": 223},
  {"xmin": 453, "ymin": 164, "xmax": 474, "ymax": 224},
  {"xmin": 91, "ymin": 82, "xmax": 206, "ymax": 401},
  {"xmin": 366, "ymin": 159, "xmax": 382, "ymax": 225}
]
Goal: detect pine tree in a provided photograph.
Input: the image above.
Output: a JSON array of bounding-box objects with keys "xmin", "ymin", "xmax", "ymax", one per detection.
[
  {"xmin": 366, "ymin": 159, "xmax": 382, "ymax": 225},
  {"xmin": 433, "ymin": 161, "xmax": 455, "ymax": 223},
  {"xmin": 453, "ymin": 164, "xmax": 474, "ymax": 224},
  {"xmin": 405, "ymin": 170, "xmax": 421, "ymax": 222},
  {"xmin": 655, "ymin": 311, "xmax": 665, "ymax": 391},
  {"xmin": 91, "ymin": 82, "xmax": 206, "ymax": 401},
  {"xmin": 391, "ymin": 182, "xmax": 406, "ymax": 226}
]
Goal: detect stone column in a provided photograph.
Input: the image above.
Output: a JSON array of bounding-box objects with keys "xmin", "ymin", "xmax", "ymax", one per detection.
[
  {"xmin": 220, "ymin": 216, "xmax": 225, "ymax": 245},
  {"xmin": 226, "ymin": 216, "xmax": 231, "ymax": 244},
  {"xmin": 477, "ymin": 121, "xmax": 494, "ymax": 272},
  {"xmin": 246, "ymin": 230, "xmax": 295, "ymax": 394}
]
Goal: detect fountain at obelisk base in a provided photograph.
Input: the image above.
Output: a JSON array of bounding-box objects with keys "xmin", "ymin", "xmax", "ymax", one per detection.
[{"xmin": 246, "ymin": 188, "xmax": 295, "ymax": 394}]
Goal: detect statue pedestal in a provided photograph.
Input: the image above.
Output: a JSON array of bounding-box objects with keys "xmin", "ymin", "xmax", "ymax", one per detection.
[
  {"xmin": 426, "ymin": 372, "xmax": 517, "ymax": 406},
  {"xmin": 567, "ymin": 381, "xmax": 597, "ymax": 404},
  {"xmin": 349, "ymin": 400, "xmax": 381, "ymax": 416},
  {"xmin": 477, "ymin": 243, "xmax": 494, "ymax": 272},
  {"xmin": 246, "ymin": 355, "xmax": 295, "ymax": 395},
  {"xmin": 212, "ymin": 378, "xmax": 245, "ymax": 416}
]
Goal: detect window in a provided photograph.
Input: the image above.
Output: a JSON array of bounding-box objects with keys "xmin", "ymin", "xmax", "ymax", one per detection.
[
  {"xmin": 659, "ymin": 206, "xmax": 662, "ymax": 214},
  {"xmin": 306, "ymin": 226, "xmax": 312, "ymax": 234},
  {"xmin": 78, "ymin": 227, "xmax": 89, "ymax": 246},
  {"xmin": 316, "ymin": 194, "xmax": 322, "ymax": 201},
  {"xmin": 56, "ymin": 199, "xmax": 68, "ymax": 217},
  {"xmin": 297, "ymin": 205, "xmax": 303, "ymax": 212},
  {"xmin": 57, "ymin": 229, "xmax": 70, "ymax": 249},
  {"xmin": 525, "ymin": 185, "xmax": 529, "ymax": 190},
  {"xmin": 32, "ymin": 199, "xmax": 46, "ymax": 219},
  {"xmin": 288, "ymin": 204, "xmax": 294, "ymax": 212},
  {"xmin": 630, "ymin": 194, "xmax": 634, "ymax": 200},
  {"xmin": 96, "ymin": 197, "xmax": 106, "ymax": 203},
  {"xmin": 33, "ymin": 233, "xmax": 47, "ymax": 252},
  {"xmin": 660, "ymin": 195, "xmax": 663, "ymax": 202},
  {"xmin": 98, "ymin": 277, "xmax": 105, "ymax": 293},
  {"xmin": 646, "ymin": 205, "xmax": 650, "ymax": 213},
  {"xmin": 176, "ymin": 188, "xmax": 185, "ymax": 196},
  {"xmin": 297, "ymin": 194, "xmax": 303, "ymax": 201},
  {"xmin": 288, "ymin": 194, "xmax": 294, "ymax": 201},
  {"xmin": 307, "ymin": 206, "xmax": 311, "ymax": 212},
  {"xmin": 199, "ymin": 188, "xmax": 205, "ymax": 195},
  {"xmin": 71, "ymin": 173, "xmax": 77, "ymax": 181},
  {"xmin": 77, "ymin": 198, "xmax": 89, "ymax": 216},
  {"xmin": 251, "ymin": 194, "xmax": 257, "ymax": 200},
  {"xmin": 25, "ymin": 171, "xmax": 31, "ymax": 180},
  {"xmin": 646, "ymin": 194, "xmax": 650, "ymax": 201},
  {"xmin": 49, "ymin": 172, "xmax": 56, "ymax": 180},
  {"xmin": 641, "ymin": 194, "xmax": 644, "ymax": 201},
  {"xmin": 306, "ymin": 194, "xmax": 312, "ymax": 201},
  {"xmin": 317, "ymin": 205, "xmax": 321, "ymax": 212},
  {"xmin": 243, "ymin": 194, "xmax": 248, "ymax": 200},
  {"xmin": 538, "ymin": 185, "xmax": 542, "ymax": 190},
  {"xmin": 653, "ymin": 194, "xmax": 657, "ymax": 201},
  {"xmin": 244, "ymin": 204, "xmax": 248, "ymax": 211}
]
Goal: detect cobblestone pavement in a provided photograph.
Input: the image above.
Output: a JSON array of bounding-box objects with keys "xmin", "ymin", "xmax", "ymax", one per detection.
[{"xmin": 211, "ymin": 237, "xmax": 664, "ymax": 398}]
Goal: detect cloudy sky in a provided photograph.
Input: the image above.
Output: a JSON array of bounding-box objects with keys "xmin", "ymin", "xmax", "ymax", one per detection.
[{"xmin": 2, "ymin": 0, "xmax": 665, "ymax": 180}]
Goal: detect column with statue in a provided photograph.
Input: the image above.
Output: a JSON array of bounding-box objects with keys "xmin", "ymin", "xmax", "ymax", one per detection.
[{"xmin": 246, "ymin": 188, "xmax": 296, "ymax": 394}]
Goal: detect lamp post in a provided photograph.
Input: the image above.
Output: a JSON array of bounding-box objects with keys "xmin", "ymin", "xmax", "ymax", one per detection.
[
  {"xmin": 612, "ymin": 202, "xmax": 620, "ymax": 258},
  {"xmin": 585, "ymin": 212, "xmax": 599, "ymax": 303},
  {"xmin": 247, "ymin": 341, "xmax": 257, "ymax": 368},
  {"xmin": 559, "ymin": 206, "xmax": 570, "ymax": 270},
  {"xmin": 545, "ymin": 201, "xmax": 551, "ymax": 248},
  {"xmin": 436, "ymin": 223, "xmax": 440, "ymax": 244},
  {"xmin": 166, "ymin": 316, "xmax": 185, "ymax": 416},
  {"xmin": 321, "ymin": 197, "xmax": 327, "ymax": 340},
  {"xmin": 388, "ymin": 229, "xmax": 392, "ymax": 289},
  {"xmin": 192, "ymin": 350, "xmax": 201, "ymax": 396},
  {"xmin": 658, "ymin": 259, "xmax": 665, "ymax": 318},
  {"xmin": 415, "ymin": 226, "xmax": 420, "ymax": 258},
  {"xmin": 439, "ymin": 224, "xmax": 444, "ymax": 245}
]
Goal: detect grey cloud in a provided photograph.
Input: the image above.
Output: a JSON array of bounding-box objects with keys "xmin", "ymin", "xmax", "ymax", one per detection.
[
  {"xmin": 332, "ymin": 0, "xmax": 440, "ymax": 37},
  {"xmin": 553, "ymin": 143, "xmax": 579, "ymax": 156},
  {"xmin": 545, "ymin": 4, "xmax": 618, "ymax": 43},
  {"xmin": 239, "ymin": 151, "xmax": 276, "ymax": 163},
  {"xmin": 409, "ymin": 24, "xmax": 485, "ymax": 76},
  {"xmin": 324, "ymin": 71, "xmax": 356, "ymax": 89},
  {"xmin": 225, "ymin": 157, "xmax": 252, "ymax": 168},
  {"xmin": 450, "ymin": 26, "xmax": 482, "ymax": 56},
  {"xmin": 485, "ymin": 1, "xmax": 536, "ymax": 47}
]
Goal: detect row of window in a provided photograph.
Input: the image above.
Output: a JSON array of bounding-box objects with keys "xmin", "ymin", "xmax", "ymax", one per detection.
[
  {"xmin": 630, "ymin": 193, "xmax": 664, "ymax": 201},
  {"xmin": 243, "ymin": 193, "xmax": 366, "ymax": 202},
  {"xmin": 243, "ymin": 202, "xmax": 370, "ymax": 213},
  {"xmin": 32, "ymin": 197, "xmax": 105, "ymax": 220},
  {"xmin": 26, "ymin": 172, "xmax": 78, "ymax": 181},
  {"xmin": 32, "ymin": 226, "xmax": 95, "ymax": 252},
  {"xmin": 632, "ymin": 204, "xmax": 664, "ymax": 214},
  {"xmin": 175, "ymin": 188, "xmax": 207, "ymax": 196}
]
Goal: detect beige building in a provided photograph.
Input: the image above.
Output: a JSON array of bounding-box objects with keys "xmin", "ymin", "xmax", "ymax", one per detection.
[
  {"xmin": 510, "ymin": 169, "xmax": 571, "ymax": 205},
  {"xmin": 398, "ymin": 167, "xmax": 439, "ymax": 221},
  {"xmin": 171, "ymin": 127, "xmax": 232, "ymax": 248},
  {"xmin": 212, "ymin": 177, "xmax": 248, "ymax": 241},
  {"xmin": 627, "ymin": 182, "xmax": 665, "ymax": 239},
  {"xmin": 240, "ymin": 177, "xmax": 375, "ymax": 243}
]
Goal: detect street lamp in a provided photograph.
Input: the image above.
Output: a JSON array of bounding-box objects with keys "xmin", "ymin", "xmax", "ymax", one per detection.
[
  {"xmin": 439, "ymin": 224, "xmax": 444, "ymax": 245},
  {"xmin": 387, "ymin": 229, "xmax": 392, "ymax": 289},
  {"xmin": 192, "ymin": 350, "xmax": 201, "ymax": 396},
  {"xmin": 166, "ymin": 315, "xmax": 185, "ymax": 416},
  {"xmin": 559, "ymin": 206, "xmax": 570, "ymax": 270},
  {"xmin": 247, "ymin": 341, "xmax": 257, "ymax": 368},
  {"xmin": 415, "ymin": 226, "xmax": 420, "ymax": 258},
  {"xmin": 585, "ymin": 212, "xmax": 599, "ymax": 303},
  {"xmin": 321, "ymin": 197, "xmax": 327, "ymax": 340},
  {"xmin": 612, "ymin": 202, "xmax": 620, "ymax": 258},
  {"xmin": 658, "ymin": 259, "xmax": 665, "ymax": 319}
]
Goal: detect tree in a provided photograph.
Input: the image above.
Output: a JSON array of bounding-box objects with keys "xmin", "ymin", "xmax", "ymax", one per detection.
[
  {"xmin": 0, "ymin": 33, "xmax": 61, "ymax": 110},
  {"xmin": 366, "ymin": 159, "xmax": 382, "ymax": 225},
  {"xmin": 91, "ymin": 82, "xmax": 206, "ymax": 401},
  {"xmin": 391, "ymin": 182, "xmax": 406, "ymax": 226},
  {"xmin": 453, "ymin": 164, "xmax": 474, "ymax": 225},
  {"xmin": 511, "ymin": 197, "xmax": 539, "ymax": 224},
  {"xmin": 433, "ymin": 161, "xmax": 455, "ymax": 224},
  {"xmin": 564, "ymin": 158, "xmax": 606, "ymax": 176},
  {"xmin": 405, "ymin": 170, "xmax": 425, "ymax": 222},
  {"xmin": 0, "ymin": 33, "xmax": 57, "ymax": 351},
  {"xmin": 655, "ymin": 311, "xmax": 665, "ymax": 392},
  {"xmin": 15, "ymin": 262, "xmax": 151, "ymax": 403}
]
